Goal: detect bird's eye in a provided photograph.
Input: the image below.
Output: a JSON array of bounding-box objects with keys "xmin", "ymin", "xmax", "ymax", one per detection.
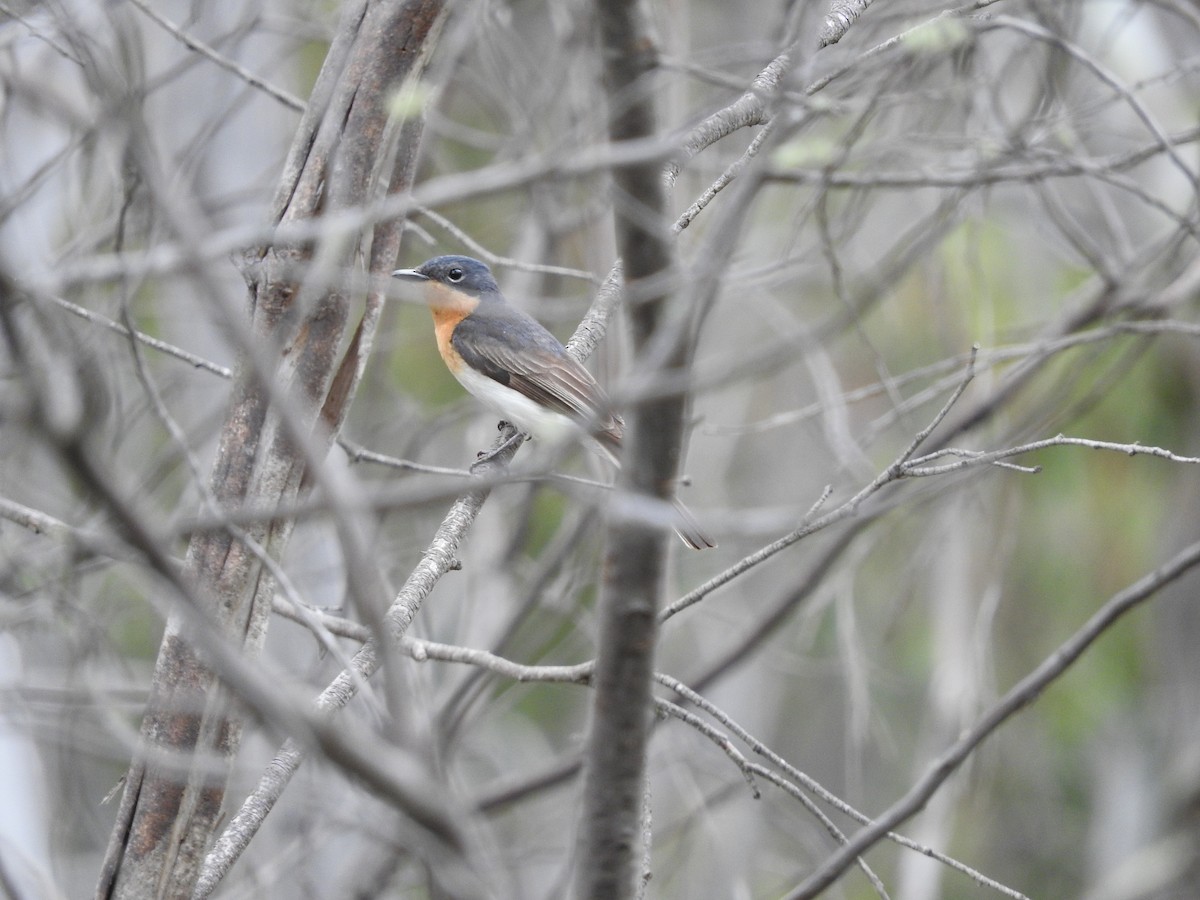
[{"xmin": 447, "ymin": 267, "xmax": 464, "ymax": 283}]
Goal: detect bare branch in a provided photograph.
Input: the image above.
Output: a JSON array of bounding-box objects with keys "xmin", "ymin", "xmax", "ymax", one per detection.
[
  {"xmin": 818, "ymin": 0, "xmax": 878, "ymax": 48},
  {"xmin": 784, "ymin": 537, "xmax": 1200, "ymax": 898}
]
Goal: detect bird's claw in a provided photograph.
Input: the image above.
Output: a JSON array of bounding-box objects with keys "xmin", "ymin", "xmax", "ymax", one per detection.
[{"xmin": 472, "ymin": 429, "xmax": 526, "ymax": 471}]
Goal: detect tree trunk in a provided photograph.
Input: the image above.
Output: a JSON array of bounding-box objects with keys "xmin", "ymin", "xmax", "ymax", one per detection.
[
  {"xmin": 95, "ymin": 2, "xmax": 447, "ymax": 897},
  {"xmin": 576, "ymin": 0, "xmax": 692, "ymax": 896}
]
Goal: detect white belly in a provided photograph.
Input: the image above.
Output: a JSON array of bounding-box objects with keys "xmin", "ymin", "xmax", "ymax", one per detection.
[{"xmin": 454, "ymin": 365, "xmax": 583, "ymax": 446}]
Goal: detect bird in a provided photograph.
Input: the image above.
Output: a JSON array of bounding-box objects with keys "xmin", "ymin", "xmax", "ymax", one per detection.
[{"xmin": 392, "ymin": 254, "xmax": 715, "ymax": 550}]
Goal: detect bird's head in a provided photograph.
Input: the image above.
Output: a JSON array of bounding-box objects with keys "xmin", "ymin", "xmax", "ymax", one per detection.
[{"xmin": 392, "ymin": 255, "xmax": 501, "ymax": 309}]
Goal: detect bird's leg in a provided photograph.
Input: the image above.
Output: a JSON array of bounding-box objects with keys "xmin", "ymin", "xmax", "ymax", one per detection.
[{"xmin": 471, "ymin": 423, "xmax": 526, "ymax": 470}]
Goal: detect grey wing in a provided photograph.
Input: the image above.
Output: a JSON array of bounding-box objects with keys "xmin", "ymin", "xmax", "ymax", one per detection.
[{"xmin": 451, "ymin": 307, "xmax": 623, "ymax": 439}]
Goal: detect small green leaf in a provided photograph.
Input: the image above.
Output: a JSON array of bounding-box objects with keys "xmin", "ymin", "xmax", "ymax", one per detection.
[
  {"xmin": 388, "ymin": 81, "xmax": 430, "ymax": 120},
  {"xmin": 906, "ymin": 16, "xmax": 970, "ymax": 54},
  {"xmin": 772, "ymin": 136, "xmax": 837, "ymax": 169}
]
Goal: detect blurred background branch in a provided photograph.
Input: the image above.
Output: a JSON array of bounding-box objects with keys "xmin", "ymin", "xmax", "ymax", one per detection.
[{"xmin": 3, "ymin": 0, "xmax": 1200, "ymax": 898}]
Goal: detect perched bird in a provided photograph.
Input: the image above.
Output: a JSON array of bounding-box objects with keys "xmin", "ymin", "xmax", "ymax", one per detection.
[{"xmin": 392, "ymin": 255, "xmax": 715, "ymax": 550}]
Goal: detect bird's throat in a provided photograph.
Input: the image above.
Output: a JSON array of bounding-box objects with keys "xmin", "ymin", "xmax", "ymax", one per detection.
[{"xmin": 426, "ymin": 283, "xmax": 478, "ymax": 370}]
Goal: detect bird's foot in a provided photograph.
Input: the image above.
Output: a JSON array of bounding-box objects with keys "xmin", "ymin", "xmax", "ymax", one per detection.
[{"xmin": 471, "ymin": 429, "xmax": 526, "ymax": 471}]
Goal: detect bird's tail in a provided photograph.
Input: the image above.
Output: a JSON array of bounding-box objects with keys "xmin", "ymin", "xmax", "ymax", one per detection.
[{"xmin": 673, "ymin": 497, "xmax": 716, "ymax": 550}]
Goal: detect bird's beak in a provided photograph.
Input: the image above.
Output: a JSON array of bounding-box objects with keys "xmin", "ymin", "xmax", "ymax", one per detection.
[{"xmin": 392, "ymin": 268, "xmax": 429, "ymax": 281}]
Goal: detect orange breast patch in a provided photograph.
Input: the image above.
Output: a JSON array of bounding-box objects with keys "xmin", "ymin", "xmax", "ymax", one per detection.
[{"xmin": 425, "ymin": 283, "xmax": 477, "ymax": 375}]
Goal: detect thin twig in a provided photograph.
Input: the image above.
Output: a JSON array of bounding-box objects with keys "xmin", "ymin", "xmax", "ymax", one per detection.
[
  {"xmin": 125, "ymin": 0, "xmax": 306, "ymax": 112},
  {"xmin": 904, "ymin": 434, "xmax": 1200, "ymax": 476},
  {"xmin": 663, "ymin": 348, "xmax": 979, "ymax": 620},
  {"xmin": 656, "ymin": 691, "xmax": 893, "ymax": 900},
  {"xmin": 411, "ymin": 206, "xmax": 600, "ymax": 283},
  {"xmin": 659, "ymin": 676, "xmax": 1030, "ymax": 899},
  {"xmin": 47, "ymin": 293, "xmax": 232, "ymax": 377}
]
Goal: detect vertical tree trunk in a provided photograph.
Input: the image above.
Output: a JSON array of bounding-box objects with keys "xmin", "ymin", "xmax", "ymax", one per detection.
[
  {"xmin": 576, "ymin": 0, "xmax": 692, "ymax": 896},
  {"xmin": 95, "ymin": 2, "xmax": 447, "ymax": 897}
]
